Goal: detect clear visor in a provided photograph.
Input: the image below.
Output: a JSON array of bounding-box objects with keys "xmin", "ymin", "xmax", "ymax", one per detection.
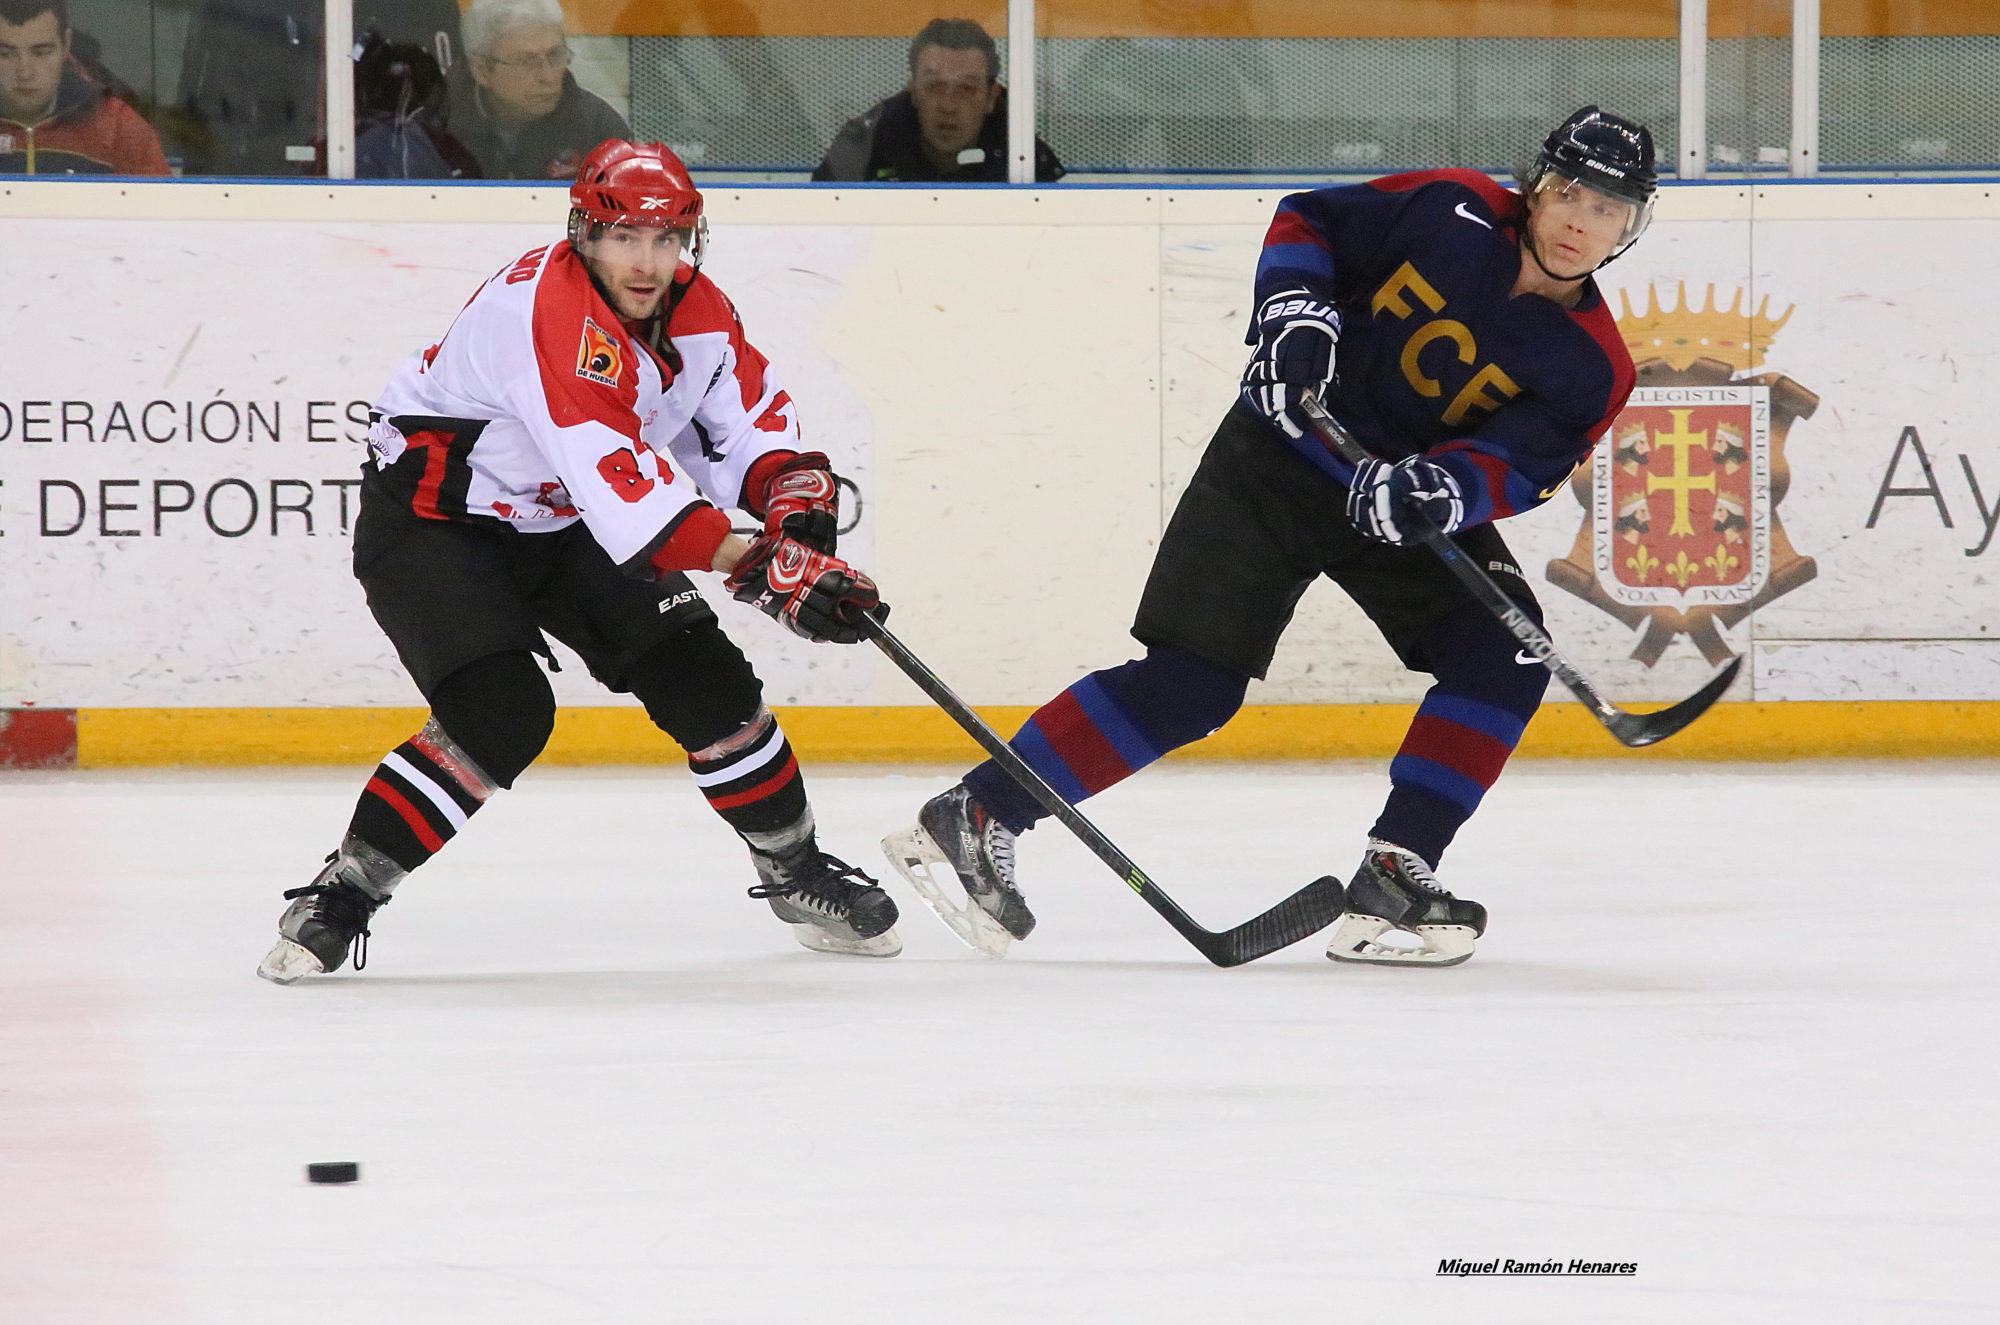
[
  {"xmin": 578, "ymin": 215, "xmax": 708, "ymax": 270},
  {"xmin": 1533, "ymin": 170, "xmax": 1654, "ymax": 248}
]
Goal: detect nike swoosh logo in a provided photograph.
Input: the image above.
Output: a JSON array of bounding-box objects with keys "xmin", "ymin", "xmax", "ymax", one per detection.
[
  {"xmin": 1540, "ymin": 461, "xmax": 1586, "ymax": 499},
  {"xmin": 1514, "ymin": 650, "xmax": 1541, "ymax": 665},
  {"xmin": 1454, "ymin": 202, "xmax": 1493, "ymax": 230}
]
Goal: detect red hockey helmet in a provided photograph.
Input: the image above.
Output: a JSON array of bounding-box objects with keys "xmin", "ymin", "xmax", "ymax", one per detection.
[{"xmin": 567, "ymin": 139, "xmax": 707, "ymax": 268}]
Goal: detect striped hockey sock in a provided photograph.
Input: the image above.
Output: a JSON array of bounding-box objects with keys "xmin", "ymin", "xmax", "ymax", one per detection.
[
  {"xmin": 1370, "ymin": 598, "xmax": 1551, "ymax": 868},
  {"xmin": 1370, "ymin": 691, "xmax": 1531, "ymax": 868},
  {"xmin": 688, "ymin": 708, "xmax": 813, "ymax": 853},
  {"xmin": 963, "ymin": 645, "xmax": 1247, "ymax": 833},
  {"xmin": 346, "ymin": 719, "xmax": 500, "ymax": 874}
]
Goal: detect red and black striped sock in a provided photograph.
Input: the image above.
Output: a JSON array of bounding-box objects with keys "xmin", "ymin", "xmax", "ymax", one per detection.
[
  {"xmin": 688, "ymin": 708, "xmax": 812, "ymax": 850},
  {"xmin": 347, "ymin": 720, "xmax": 500, "ymax": 873}
]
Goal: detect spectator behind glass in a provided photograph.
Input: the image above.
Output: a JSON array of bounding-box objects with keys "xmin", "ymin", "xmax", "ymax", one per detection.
[
  {"xmin": 0, "ymin": 0, "xmax": 167, "ymax": 174},
  {"xmin": 813, "ymin": 18, "xmax": 1062, "ymax": 183},
  {"xmin": 453, "ymin": 0, "xmax": 627, "ymax": 180},
  {"xmin": 354, "ymin": 33, "xmax": 480, "ymax": 179}
]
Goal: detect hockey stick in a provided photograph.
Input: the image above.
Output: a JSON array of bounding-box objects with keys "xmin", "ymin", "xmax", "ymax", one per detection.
[
  {"xmin": 1297, "ymin": 392, "xmax": 1740, "ymax": 748},
  {"xmin": 860, "ymin": 613, "xmax": 1344, "ymax": 967}
]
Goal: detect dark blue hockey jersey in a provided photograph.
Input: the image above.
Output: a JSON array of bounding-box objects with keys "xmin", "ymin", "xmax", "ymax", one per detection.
[{"xmin": 1251, "ymin": 168, "xmax": 1634, "ymax": 528}]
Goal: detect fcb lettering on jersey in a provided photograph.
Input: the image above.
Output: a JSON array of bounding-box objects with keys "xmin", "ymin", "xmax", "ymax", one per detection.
[
  {"xmin": 1251, "ymin": 168, "xmax": 1634, "ymax": 528},
  {"xmin": 1369, "ymin": 260, "xmax": 1525, "ymax": 427},
  {"xmin": 368, "ymin": 242, "xmax": 806, "ymax": 572}
]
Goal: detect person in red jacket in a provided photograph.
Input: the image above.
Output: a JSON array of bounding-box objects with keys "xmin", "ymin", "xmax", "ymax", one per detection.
[{"xmin": 0, "ymin": 0, "xmax": 168, "ymax": 175}]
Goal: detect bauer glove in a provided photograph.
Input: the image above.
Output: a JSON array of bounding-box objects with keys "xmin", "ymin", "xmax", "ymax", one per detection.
[
  {"xmin": 1347, "ymin": 455, "xmax": 1466, "ymax": 545},
  {"xmin": 1241, "ymin": 287, "xmax": 1340, "ymax": 440}
]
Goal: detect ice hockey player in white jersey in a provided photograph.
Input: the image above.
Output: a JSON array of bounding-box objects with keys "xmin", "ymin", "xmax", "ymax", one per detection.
[{"xmin": 259, "ymin": 139, "xmax": 897, "ymax": 982}]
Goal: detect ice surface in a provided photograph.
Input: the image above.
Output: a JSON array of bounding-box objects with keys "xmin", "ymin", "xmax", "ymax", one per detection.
[{"xmin": 3, "ymin": 762, "xmax": 1996, "ymax": 1323}]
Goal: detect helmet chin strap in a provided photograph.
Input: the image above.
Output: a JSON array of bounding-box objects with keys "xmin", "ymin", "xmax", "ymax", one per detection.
[{"xmin": 649, "ymin": 267, "xmax": 697, "ymax": 373}]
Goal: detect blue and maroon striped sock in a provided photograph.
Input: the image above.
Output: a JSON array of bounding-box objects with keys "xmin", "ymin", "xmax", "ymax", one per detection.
[
  {"xmin": 1370, "ymin": 595, "xmax": 1552, "ymax": 868},
  {"xmin": 1370, "ymin": 691, "xmax": 1531, "ymax": 868},
  {"xmin": 962, "ymin": 645, "xmax": 1248, "ymax": 833}
]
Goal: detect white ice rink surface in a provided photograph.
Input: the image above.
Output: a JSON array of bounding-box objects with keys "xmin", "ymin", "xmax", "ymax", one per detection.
[{"xmin": 3, "ymin": 761, "xmax": 1997, "ymax": 1324}]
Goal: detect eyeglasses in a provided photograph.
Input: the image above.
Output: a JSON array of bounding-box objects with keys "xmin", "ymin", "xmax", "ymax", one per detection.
[{"xmin": 480, "ymin": 43, "xmax": 572, "ymax": 74}]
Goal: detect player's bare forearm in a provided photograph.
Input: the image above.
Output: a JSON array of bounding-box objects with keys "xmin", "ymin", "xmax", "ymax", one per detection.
[{"xmin": 711, "ymin": 532, "xmax": 752, "ymax": 574}]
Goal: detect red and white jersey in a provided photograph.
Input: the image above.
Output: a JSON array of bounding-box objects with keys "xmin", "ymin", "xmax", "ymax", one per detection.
[{"xmin": 367, "ymin": 240, "xmax": 801, "ymax": 574}]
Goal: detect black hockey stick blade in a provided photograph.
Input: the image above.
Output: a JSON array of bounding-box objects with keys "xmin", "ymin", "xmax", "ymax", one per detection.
[
  {"xmin": 1193, "ymin": 873, "xmax": 1348, "ymax": 968},
  {"xmin": 1603, "ymin": 655, "xmax": 1743, "ymax": 747},
  {"xmin": 860, "ymin": 612, "xmax": 1344, "ymax": 966}
]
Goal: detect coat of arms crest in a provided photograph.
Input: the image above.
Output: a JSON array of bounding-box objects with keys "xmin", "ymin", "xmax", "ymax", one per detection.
[{"xmin": 1547, "ymin": 284, "xmax": 1820, "ymax": 665}]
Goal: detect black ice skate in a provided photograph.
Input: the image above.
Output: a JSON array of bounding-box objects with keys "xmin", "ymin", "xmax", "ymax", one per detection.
[
  {"xmin": 257, "ymin": 852, "xmax": 392, "ymax": 984},
  {"xmin": 1326, "ymin": 839, "xmax": 1486, "ymax": 968},
  {"xmin": 750, "ymin": 844, "xmax": 902, "ymax": 958},
  {"xmin": 881, "ymin": 783, "xmax": 1032, "ymax": 958}
]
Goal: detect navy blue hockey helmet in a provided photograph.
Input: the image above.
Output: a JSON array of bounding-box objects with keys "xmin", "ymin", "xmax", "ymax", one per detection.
[
  {"xmin": 1534, "ymin": 106, "xmax": 1657, "ymax": 204},
  {"xmin": 1527, "ymin": 105, "xmax": 1659, "ymax": 255}
]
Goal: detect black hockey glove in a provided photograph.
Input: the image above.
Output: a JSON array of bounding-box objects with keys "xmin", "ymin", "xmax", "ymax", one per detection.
[
  {"xmin": 760, "ymin": 450, "xmax": 840, "ymax": 553},
  {"xmin": 724, "ymin": 533, "xmax": 884, "ymax": 644},
  {"xmin": 1347, "ymin": 455, "xmax": 1466, "ymax": 546},
  {"xmin": 1241, "ymin": 286, "xmax": 1340, "ymax": 440}
]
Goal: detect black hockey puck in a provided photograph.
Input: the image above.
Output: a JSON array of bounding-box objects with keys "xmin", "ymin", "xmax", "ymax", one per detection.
[{"xmin": 306, "ymin": 1162, "xmax": 359, "ymax": 1184}]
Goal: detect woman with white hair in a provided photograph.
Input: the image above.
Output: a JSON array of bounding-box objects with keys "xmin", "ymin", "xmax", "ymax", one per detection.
[{"xmin": 452, "ymin": 0, "xmax": 627, "ymax": 178}]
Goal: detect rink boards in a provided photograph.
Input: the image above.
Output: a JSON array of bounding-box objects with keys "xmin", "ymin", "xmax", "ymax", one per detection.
[{"xmin": 1, "ymin": 181, "xmax": 1996, "ymax": 763}]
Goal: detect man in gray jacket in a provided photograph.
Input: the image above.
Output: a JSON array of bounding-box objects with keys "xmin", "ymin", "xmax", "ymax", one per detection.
[{"xmin": 452, "ymin": 0, "xmax": 626, "ymax": 180}]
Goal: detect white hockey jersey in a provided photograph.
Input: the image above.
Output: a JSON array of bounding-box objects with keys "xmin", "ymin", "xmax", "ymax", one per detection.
[{"xmin": 367, "ymin": 240, "xmax": 802, "ymax": 575}]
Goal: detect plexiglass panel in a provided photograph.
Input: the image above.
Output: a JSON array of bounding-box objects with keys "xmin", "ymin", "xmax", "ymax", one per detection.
[
  {"xmin": 1705, "ymin": 0, "xmax": 1790, "ymax": 176},
  {"xmin": 1035, "ymin": 2, "xmax": 1682, "ymax": 180},
  {"xmin": 1820, "ymin": 3, "xmax": 2000, "ymax": 171},
  {"xmin": 617, "ymin": 3, "xmax": 1033, "ymax": 182},
  {"xmin": 0, "ymin": 0, "xmax": 320, "ymax": 178},
  {"xmin": 14, "ymin": 2, "xmax": 1999, "ymax": 184}
]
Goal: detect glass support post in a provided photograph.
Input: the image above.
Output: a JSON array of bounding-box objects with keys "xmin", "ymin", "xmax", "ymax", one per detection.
[
  {"xmin": 1007, "ymin": 0, "xmax": 1036, "ymax": 183},
  {"xmin": 1791, "ymin": 0, "xmax": 1821, "ymax": 175},
  {"xmin": 1678, "ymin": 0, "xmax": 1709, "ymax": 178},
  {"xmin": 324, "ymin": 0, "xmax": 355, "ymax": 178}
]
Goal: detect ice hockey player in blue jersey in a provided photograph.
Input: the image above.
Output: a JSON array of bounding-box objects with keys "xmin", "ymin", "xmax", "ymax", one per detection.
[{"xmin": 885, "ymin": 107, "xmax": 1655, "ymax": 967}]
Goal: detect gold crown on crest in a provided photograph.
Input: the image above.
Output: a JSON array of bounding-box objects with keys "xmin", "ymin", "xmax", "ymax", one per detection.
[{"xmin": 1617, "ymin": 282, "xmax": 1794, "ymax": 373}]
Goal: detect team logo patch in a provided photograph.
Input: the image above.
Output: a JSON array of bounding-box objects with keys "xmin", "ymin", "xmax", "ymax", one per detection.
[
  {"xmin": 576, "ymin": 316, "xmax": 624, "ymax": 386},
  {"xmin": 1547, "ymin": 284, "xmax": 1819, "ymax": 666}
]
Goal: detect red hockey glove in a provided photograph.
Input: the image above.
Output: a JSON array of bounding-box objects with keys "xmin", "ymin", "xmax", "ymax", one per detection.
[
  {"xmin": 724, "ymin": 533, "xmax": 884, "ymax": 644},
  {"xmin": 760, "ymin": 451, "xmax": 840, "ymax": 552}
]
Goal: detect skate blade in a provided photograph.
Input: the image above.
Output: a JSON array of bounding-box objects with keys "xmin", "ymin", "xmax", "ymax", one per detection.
[
  {"xmin": 880, "ymin": 826, "xmax": 1011, "ymax": 959},
  {"xmin": 256, "ymin": 938, "xmax": 325, "ymax": 985},
  {"xmin": 788, "ymin": 922, "xmax": 902, "ymax": 958},
  {"xmin": 1325, "ymin": 914, "xmax": 1476, "ymax": 968}
]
